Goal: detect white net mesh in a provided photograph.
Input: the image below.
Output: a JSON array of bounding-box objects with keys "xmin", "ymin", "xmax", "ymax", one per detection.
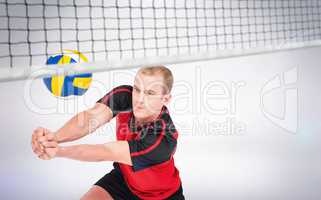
[{"xmin": 0, "ymin": 0, "xmax": 321, "ymax": 81}]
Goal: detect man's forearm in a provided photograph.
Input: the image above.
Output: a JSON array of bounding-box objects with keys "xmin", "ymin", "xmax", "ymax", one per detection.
[
  {"xmin": 54, "ymin": 111, "xmax": 96, "ymax": 143},
  {"xmin": 55, "ymin": 142, "xmax": 132, "ymax": 165},
  {"xmin": 56, "ymin": 144, "xmax": 117, "ymax": 162}
]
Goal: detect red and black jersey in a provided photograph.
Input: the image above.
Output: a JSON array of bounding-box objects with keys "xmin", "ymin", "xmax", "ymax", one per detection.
[{"xmin": 97, "ymin": 85, "xmax": 182, "ymax": 200}]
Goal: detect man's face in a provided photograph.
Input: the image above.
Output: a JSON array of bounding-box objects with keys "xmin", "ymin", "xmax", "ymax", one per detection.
[{"xmin": 132, "ymin": 72, "xmax": 171, "ymax": 121}]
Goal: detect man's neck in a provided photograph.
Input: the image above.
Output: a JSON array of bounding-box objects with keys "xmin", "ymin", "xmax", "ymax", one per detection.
[{"xmin": 135, "ymin": 108, "xmax": 164, "ymax": 125}]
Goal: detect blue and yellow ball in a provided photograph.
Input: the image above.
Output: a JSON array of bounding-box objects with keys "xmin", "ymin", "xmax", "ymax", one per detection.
[{"xmin": 43, "ymin": 50, "xmax": 92, "ymax": 97}]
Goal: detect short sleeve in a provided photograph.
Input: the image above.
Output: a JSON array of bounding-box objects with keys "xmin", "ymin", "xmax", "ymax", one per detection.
[
  {"xmin": 127, "ymin": 119, "xmax": 177, "ymax": 171},
  {"xmin": 96, "ymin": 85, "xmax": 133, "ymax": 117}
]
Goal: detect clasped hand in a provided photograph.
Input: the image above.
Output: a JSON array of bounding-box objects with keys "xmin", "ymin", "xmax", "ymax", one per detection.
[{"xmin": 31, "ymin": 127, "xmax": 60, "ymax": 160}]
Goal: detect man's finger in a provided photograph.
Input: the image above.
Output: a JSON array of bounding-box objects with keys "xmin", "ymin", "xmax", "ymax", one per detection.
[
  {"xmin": 32, "ymin": 127, "xmax": 49, "ymax": 157},
  {"xmin": 38, "ymin": 153, "xmax": 50, "ymax": 160},
  {"xmin": 32, "ymin": 138, "xmax": 42, "ymax": 154},
  {"xmin": 35, "ymin": 147, "xmax": 44, "ymax": 155},
  {"xmin": 33, "ymin": 128, "xmax": 45, "ymax": 147},
  {"xmin": 32, "ymin": 131, "xmax": 42, "ymax": 147},
  {"xmin": 46, "ymin": 133, "xmax": 56, "ymax": 141},
  {"xmin": 32, "ymin": 141, "xmax": 39, "ymax": 153},
  {"xmin": 33, "ymin": 137, "xmax": 45, "ymax": 154},
  {"xmin": 38, "ymin": 133, "xmax": 55, "ymax": 143},
  {"xmin": 33, "ymin": 140, "xmax": 45, "ymax": 154},
  {"xmin": 37, "ymin": 136, "xmax": 47, "ymax": 143},
  {"xmin": 33, "ymin": 127, "xmax": 41, "ymax": 135},
  {"xmin": 38, "ymin": 154, "xmax": 46, "ymax": 160},
  {"xmin": 35, "ymin": 127, "xmax": 45, "ymax": 137},
  {"xmin": 44, "ymin": 147, "xmax": 57, "ymax": 159},
  {"xmin": 41, "ymin": 141, "xmax": 58, "ymax": 148}
]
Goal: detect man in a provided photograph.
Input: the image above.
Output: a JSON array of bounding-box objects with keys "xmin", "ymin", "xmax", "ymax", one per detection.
[{"xmin": 31, "ymin": 66, "xmax": 185, "ymax": 200}]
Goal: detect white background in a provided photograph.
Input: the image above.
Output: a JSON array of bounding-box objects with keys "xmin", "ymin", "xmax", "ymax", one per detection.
[{"xmin": 1, "ymin": 46, "xmax": 321, "ymax": 199}]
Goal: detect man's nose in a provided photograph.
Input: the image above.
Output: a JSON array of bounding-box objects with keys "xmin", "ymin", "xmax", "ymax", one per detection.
[{"xmin": 137, "ymin": 91, "xmax": 145, "ymax": 102}]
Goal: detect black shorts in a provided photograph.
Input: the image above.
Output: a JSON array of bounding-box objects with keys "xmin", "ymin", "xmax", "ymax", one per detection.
[{"xmin": 94, "ymin": 169, "xmax": 185, "ymax": 200}]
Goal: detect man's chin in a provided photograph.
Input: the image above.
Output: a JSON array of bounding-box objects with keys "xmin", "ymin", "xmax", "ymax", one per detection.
[{"xmin": 133, "ymin": 110, "xmax": 146, "ymax": 118}]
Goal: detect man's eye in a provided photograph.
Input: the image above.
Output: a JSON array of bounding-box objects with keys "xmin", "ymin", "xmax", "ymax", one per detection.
[{"xmin": 147, "ymin": 91, "xmax": 155, "ymax": 95}]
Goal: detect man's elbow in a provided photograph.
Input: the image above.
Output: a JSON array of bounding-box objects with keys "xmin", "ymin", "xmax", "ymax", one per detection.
[
  {"xmin": 102, "ymin": 142, "xmax": 133, "ymax": 166},
  {"xmin": 85, "ymin": 104, "xmax": 113, "ymax": 132}
]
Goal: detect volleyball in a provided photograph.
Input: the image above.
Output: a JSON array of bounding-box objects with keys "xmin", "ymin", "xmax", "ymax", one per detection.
[{"xmin": 43, "ymin": 50, "xmax": 92, "ymax": 97}]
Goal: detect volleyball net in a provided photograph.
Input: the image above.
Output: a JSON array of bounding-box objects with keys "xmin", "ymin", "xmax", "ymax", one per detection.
[{"xmin": 1, "ymin": 0, "xmax": 321, "ymax": 81}]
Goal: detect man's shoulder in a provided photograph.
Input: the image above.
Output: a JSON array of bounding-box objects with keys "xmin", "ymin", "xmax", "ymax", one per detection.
[
  {"xmin": 111, "ymin": 84, "xmax": 133, "ymax": 93},
  {"xmin": 159, "ymin": 106, "xmax": 173, "ymax": 124},
  {"xmin": 107, "ymin": 84, "xmax": 133, "ymax": 102},
  {"xmin": 158, "ymin": 107, "xmax": 177, "ymax": 136}
]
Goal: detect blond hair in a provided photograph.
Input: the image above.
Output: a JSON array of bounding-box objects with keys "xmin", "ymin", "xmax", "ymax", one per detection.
[{"xmin": 138, "ymin": 65, "xmax": 174, "ymax": 94}]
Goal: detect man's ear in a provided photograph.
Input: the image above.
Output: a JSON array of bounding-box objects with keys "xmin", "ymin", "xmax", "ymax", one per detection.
[{"xmin": 162, "ymin": 93, "xmax": 172, "ymax": 105}]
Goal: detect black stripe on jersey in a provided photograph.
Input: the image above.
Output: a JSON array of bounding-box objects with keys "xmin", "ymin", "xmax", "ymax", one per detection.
[
  {"xmin": 160, "ymin": 111, "xmax": 177, "ymax": 136},
  {"xmin": 96, "ymin": 85, "xmax": 133, "ymax": 117},
  {"xmin": 128, "ymin": 120, "xmax": 164, "ymax": 153},
  {"xmin": 128, "ymin": 119, "xmax": 177, "ymax": 172}
]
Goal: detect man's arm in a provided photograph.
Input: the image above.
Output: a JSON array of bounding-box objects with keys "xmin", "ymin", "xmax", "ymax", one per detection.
[
  {"xmin": 32, "ymin": 103, "xmax": 113, "ymax": 156},
  {"xmin": 33, "ymin": 84, "xmax": 132, "ymax": 158},
  {"xmin": 53, "ymin": 84, "xmax": 132, "ymax": 143},
  {"xmin": 52, "ymin": 141, "xmax": 133, "ymax": 165},
  {"xmin": 54, "ymin": 103, "xmax": 113, "ymax": 143}
]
